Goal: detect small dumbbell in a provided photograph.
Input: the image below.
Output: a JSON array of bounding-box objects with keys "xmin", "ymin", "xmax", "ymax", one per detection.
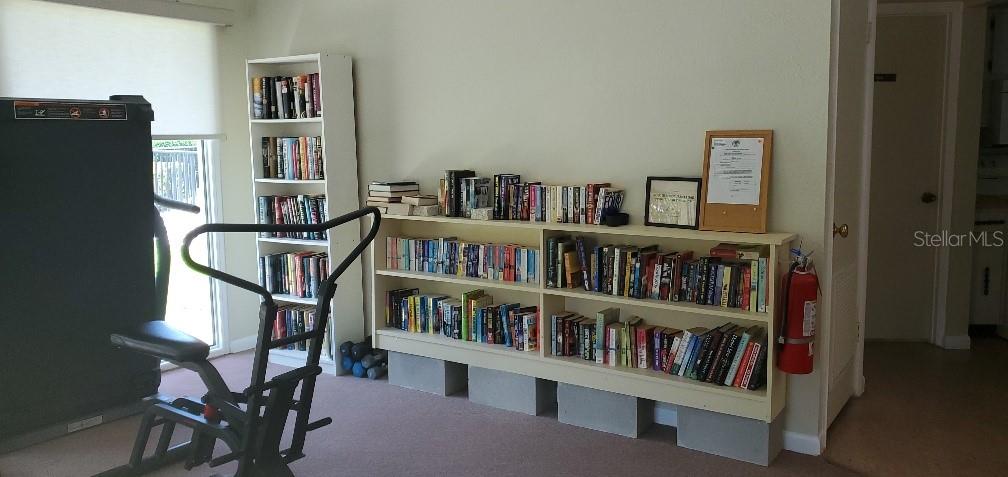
[
  {"xmin": 352, "ymin": 361, "xmax": 367, "ymax": 378},
  {"xmin": 350, "ymin": 340, "xmax": 373, "ymax": 361},
  {"xmin": 341, "ymin": 355, "xmax": 354, "ymax": 372},
  {"xmin": 360, "ymin": 350, "xmax": 387, "ymax": 369},
  {"xmin": 366, "ymin": 366, "xmax": 387, "ymax": 380}
]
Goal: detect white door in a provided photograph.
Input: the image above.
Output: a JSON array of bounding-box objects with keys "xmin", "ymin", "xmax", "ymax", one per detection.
[
  {"xmin": 825, "ymin": 0, "xmax": 874, "ymax": 429},
  {"xmin": 865, "ymin": 14, "xmax": 947, "ymax": 341}
]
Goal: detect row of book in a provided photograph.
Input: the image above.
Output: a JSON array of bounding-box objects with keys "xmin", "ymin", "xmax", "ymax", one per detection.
[
  {"xmin": 255, "ymin": 195, "xmax": 329, "ymax": 240},
  {"xmin": 549, "ymin": 310, "xmax": 767, "ymax": 390},
  {"xmin": 439, "ymin": 170, "xmax": 624, "ymax": 224},
  {"xmin": 546, "ymin": 238, "xmax": 768, "ymax": 312},
  {"xmin": 251, "ymin": 74, "xmax": 321, "ymax": 119},
  {"xmin": 386, "ymin": 288, "xmax": 539, "ymax": 350},
  {"xmin": 273, "ymin": 305, "xmax": 325, "ymax": 352},
  {"xmin": 385, "ymin": 236, "xmax": 540, "ymax": 284},
  {"xmin": 259, "ymin": 136, "xmax": 324, "ymax": 180},
  {"xmin": 258, "ymin": 251, "xmax": 329, "ymax": 299}
]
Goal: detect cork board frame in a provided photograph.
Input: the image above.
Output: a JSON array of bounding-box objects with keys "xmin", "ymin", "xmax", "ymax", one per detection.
[{"xmin": 699, "ymin": 130, "xmax": 773, "ymax": 233}]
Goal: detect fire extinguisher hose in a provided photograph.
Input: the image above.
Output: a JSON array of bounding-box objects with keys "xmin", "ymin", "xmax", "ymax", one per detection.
[{"xmin": 777, "ymin": 261, "xmax": 800, "ymax": 345}]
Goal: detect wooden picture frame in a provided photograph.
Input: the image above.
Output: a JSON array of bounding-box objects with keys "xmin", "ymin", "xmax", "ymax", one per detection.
[
  {"xmin": 699, "ymin": 130, "xmax": 773, "ymax": 233},
  {"xmin": 644, "ymin": 176, "xmax": 702, "ymax": 229}
]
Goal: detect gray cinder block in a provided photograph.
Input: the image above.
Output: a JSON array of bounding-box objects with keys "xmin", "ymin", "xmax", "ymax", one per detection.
[
  {"xmin": 676, "ymin": 406, "xmax": 783, "ymax": 466},
  {"xmin": 467, "ymin": 366, "xmax": 556, "ymax": 415},
  {"xmin": 387, "ymin": 351, "xmax": 467, "ymax": 396},
  {"xmin": 556, "ymin": 383, "xmax": 653, "ymax": 438}
]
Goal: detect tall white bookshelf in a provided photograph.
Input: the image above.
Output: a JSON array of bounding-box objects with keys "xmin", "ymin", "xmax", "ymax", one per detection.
[
  {"xmin": 246, "ymin": 53, "xmax": 365, "ymax": 374},
  {"xmin": 370, "ymin": 215, "xmax": 795, "ymax": 422}
]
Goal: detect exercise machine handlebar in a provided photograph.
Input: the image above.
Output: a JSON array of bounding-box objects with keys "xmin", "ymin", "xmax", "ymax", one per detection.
[
  {"xmin": 154, "ymin": 193, "xmax": 201, "ymax": 214},
  {"xmin": 179, "ymin": 206, "xmax": 382, "ymax": 306}
]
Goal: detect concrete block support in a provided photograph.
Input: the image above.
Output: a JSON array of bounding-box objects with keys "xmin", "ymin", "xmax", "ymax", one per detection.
[
  {"xmin": 387, "ymin": 351, "xmax": 467, "ymax": 396},
  {"xmin": 467, "ymin": 366, "xmax": 556, "ymax": 415},
  {"xmin": 676, "ymin": 406, "xmax": 783, "ymax": 466},
  {"xmin": 556, "ymin": 383, "xmax": 653, "ymax": 438}
]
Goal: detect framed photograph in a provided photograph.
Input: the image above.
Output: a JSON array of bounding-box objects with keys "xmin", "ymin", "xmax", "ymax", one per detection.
[
  {"xmin": 644, "ymin": 177, "xmax": 702, "ymax": 229},
  {"xmin": 700, "ymin": 130, "xmax": 773, "ymax": 233}
]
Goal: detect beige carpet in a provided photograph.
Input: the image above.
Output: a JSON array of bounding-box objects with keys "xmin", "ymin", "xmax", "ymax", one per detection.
[
  {"xmin": 0, "ymin": 352, "xmax": 851, "ymax": 477},
  {"xmin": 824, "ymin": 337, "xmax": 1008, "ymax": 477}
]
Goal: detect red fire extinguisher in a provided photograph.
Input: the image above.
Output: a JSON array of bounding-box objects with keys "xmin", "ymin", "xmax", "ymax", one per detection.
[{"xmin": 777, "ymin": 252, "xmax": 819, "ymax": 374}]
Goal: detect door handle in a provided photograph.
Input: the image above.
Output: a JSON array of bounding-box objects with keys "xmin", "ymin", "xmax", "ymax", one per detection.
[
  {"xmin": 921, "ymin": 192, "xmax": 937, "ymax": 203},
  {"xmin": 833, "ymin": 223, "xmax": 849, "ymax": 238}
]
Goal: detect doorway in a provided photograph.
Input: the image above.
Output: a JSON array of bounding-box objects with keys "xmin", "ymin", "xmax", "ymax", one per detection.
[
  {"xmin": 152, "ymin": 139, "xmax": 224, "ymax": 348},
  {"xmin": 864, "ymin": 12, "xmax": 950, "ymax": 342},
  {"xmin": 823, "ymin": 2, "xmax": 1008, "ymax": 475}
]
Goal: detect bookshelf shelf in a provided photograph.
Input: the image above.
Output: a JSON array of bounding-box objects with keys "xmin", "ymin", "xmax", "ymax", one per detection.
[
  {"xmin": 370, "ymin": 214, "xmax": 793, "ymax": 422},
  {"xmin": 250, "ymin": 118, "xmax": 322, "ymax": 124},
  {"xmin": 254, "ymin": 178, "xmax": 326, "ymax": 185},
  {"xmin": 379, "ymin": 214, "xmax": 795, "ymax": 246},
  {"xmin": 375, "ymin": 269, "xmax": 540, "ymax": 293},
  {"xmin": 271, "ymin": 294, "xmax": 317, "ymax": 305},
  {"xmin": 544, "ymin": 354, "xmax": 767, "ymax": 401},
  {"xmin": 257, "ymin": 237, "xmax": 328, "ymax": 247},
  {"xmin": 541, "ymin": 287, "xmax": 771, "ymax": 323},
  {"xmin": 247, "ymin": 53, "xmax": 320, "ymax": 65},
  {"xmin": 376, "ymin": 328, "xmax": 544, "ymax": 362},
  {"xmin": 248, "ymin": 52, "xmax": 365, "ymax": 375}
]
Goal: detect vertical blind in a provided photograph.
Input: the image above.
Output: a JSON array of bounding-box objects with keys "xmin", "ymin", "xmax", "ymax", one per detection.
[{"xmin": 0, "ymin": 0, "xmax": 220, "ymax": 136}]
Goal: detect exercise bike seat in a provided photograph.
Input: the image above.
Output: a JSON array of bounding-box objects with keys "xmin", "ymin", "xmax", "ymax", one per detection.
[{"xmin": 111, "ymin": 321, "xmax": 210, "ymax": 363}]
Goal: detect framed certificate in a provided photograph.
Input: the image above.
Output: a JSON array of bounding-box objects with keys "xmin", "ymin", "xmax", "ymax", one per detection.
[
  {"xmin": 699, "ymin": 130, "xmax": 773, "ymax": 233},
  {"xmin": 644, "ymin": 177, "xmax": 701, "ymax": 229}
]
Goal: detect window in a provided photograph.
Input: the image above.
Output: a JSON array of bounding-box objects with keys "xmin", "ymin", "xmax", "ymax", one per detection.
[
  {"xmin": 1, "ymin": 0, "xmax": 226, "ymax": 347},
  {"xmin": 153, "ymin": 139, "xmax": 221, "ymax": 347}
]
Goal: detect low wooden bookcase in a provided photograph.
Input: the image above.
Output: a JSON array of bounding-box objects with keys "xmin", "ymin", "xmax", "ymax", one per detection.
[{"xmin": 369, "ymin": 214, "xmax": 795, "ymax": 422}]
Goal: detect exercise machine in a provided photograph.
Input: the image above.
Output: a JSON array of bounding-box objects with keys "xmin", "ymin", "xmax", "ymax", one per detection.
[
  {"xmin": 0, "ymin": 96, "xmax": 159, "ymax": 450},
  {"xmin": 99, "ymin": 196, "xmax": 380, "ymax": 476}
]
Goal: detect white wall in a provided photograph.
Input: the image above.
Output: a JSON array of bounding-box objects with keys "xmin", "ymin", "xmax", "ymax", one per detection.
[{"xmin": 215, "ymin": 0, "xmax": 834, "ymax": 439}]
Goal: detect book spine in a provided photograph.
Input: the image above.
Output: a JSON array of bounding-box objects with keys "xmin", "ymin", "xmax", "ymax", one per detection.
[
  {"xmin": 252, "ymin": 76, "xmax": 263, "ymax": 119},
  {"xmin": 312, "ymin": 73, "xmax": 321, "ymax": 117},
  {"xmin": 757, "ymin": 257, "xmax": 768, "ymax": 312},
  {"xmin": 724, "ymin": 332, "xmax": 752, "ymax": 386}
]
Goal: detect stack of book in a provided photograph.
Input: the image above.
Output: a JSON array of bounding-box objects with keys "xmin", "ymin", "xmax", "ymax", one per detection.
[
  {"xmin": 544, "ymin": 238, "xmax": 768, "ymax": 313},
  {"xmin": 256, "ymin": 195, "xmax": 329, "ymax": 240},
  {"xmin": 258, "ymin": 251, "xmax": 329, "ymax": 298},
  {"xmin": 260, "ymin": 136, "xmax": 323, "ymax": 180},
  {"xmin": 251, "ymin": 74, "xmax": 321, "ymax": 119},
  {"xmin": 367, "ymin": 181, "xmax": 419, "ymax": 216},
  {"xmin": 385, "ymin": 236, "xmax": 539, "ymax": 284},
  {"xmin": 385, "ymin": 288, "xmax": 539, "ymax": 351},
  {"xmin": 438, "ymin": 171, "xmax": 624, "ymax": 222},
  {"xmin": 548, "ymin": 310, "xmax": 768, "ymax": 391}
]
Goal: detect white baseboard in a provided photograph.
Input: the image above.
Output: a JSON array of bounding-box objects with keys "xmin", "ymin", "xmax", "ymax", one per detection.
[
  {"xmin": 942, "ymin": 334, "xmax": 971, "ymax": 350},
  {"xmin": 229, "ymin": 334, "xmax": 258, "ymax": 353},
  {"xmin": 783, "ymin": 431, "xmax": 822, "ymax": 455},
  {"xmin": 654, "ymin": 402, "xmax": 678, "ymax": 427}
]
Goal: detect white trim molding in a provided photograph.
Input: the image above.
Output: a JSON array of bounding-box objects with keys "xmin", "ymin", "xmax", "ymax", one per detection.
[
  {"xmin": 942, "ymin": 334, "xmax": 972, "ymax": 350},
  {"xmin": 854, "ymin": 0, "xmax": 878, "ymax": 400},
  {"xmin": 784, "ymin": 431, "xmax": 823, "ymax": 456},
  {"xmin": 229, "ymin": 334, "xmax": 258, "ymax": 353}
]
